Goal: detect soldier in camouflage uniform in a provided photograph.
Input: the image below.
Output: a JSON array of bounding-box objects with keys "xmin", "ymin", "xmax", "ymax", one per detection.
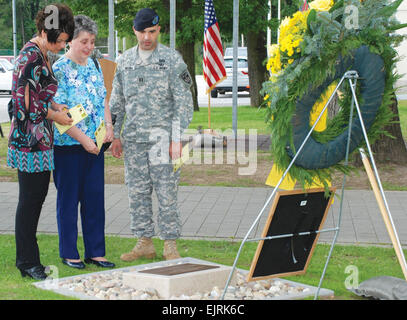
[{"xmin": 109, "ymin": 8, "xmax": 193, "ymax": 261}]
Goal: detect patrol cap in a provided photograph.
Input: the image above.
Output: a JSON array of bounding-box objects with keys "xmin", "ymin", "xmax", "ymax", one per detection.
[{"xmin": 133, "ymin": 8, "xmax": 160, "ymax": 31}]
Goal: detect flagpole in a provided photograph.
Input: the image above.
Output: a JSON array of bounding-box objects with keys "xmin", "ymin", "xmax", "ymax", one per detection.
[
  {"xmin": 208, "ymin": 94, "xmax": 211, "ymax": 130},
  {"xmin": 108, "ymin": 0, "xmax": 115, "ymax": 61},
  {"xmin": 12, "ymin": 0, "xmax": 17, "ymax": 60},
  {"xmin": 170, "ymin": 0, "xmax": 176, "ymax": 50},
  {"xmin": 232, "ymin": 0, "xmax": 239, "ymax": 138},
  {"xmin": 203, "ymin": 0, "xmax": 226, "ymax": 135}
]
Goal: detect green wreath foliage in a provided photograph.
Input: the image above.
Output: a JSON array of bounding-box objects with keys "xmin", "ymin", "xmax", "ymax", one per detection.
[{"xmin": 262, "ymin": 0, "xmax": 406, "ymax": 190}]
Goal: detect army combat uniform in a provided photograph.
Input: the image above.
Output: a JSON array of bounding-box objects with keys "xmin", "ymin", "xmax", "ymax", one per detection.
[{"xmin": 110, "ymin": 43, "xmax": 193, "ymax": 240}]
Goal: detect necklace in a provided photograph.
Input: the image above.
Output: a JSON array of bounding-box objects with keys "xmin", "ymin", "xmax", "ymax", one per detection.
[
  {"xmin": 31, "ymin": 37, "xmax": 53, "ymax": 76},
  {"xmin": 32, "ymin": 37, "xmax": 49, "ymax": 62}
]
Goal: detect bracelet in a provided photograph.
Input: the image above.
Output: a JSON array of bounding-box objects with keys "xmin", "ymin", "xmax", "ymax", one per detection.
[{"xmin": 106, "ymin": 121, "xmax": 113, "ymax": 128}]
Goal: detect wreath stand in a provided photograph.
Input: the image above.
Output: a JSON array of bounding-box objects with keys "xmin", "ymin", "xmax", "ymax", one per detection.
[{"xmin": 221, "ymin": 70, "xmax": 407, "ymax": 300}]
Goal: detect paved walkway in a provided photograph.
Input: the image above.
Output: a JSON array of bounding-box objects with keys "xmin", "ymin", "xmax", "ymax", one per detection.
[{"xmin": 0, "ymin": 182, "xmax": 407, "ymax": 247}]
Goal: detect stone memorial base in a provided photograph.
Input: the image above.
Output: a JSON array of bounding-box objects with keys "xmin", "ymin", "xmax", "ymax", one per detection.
[
  {"xmin": 122, "ymin": 262, "xmax": 236, "ymax": 299},
  {"xmin": 34, "ymin": 257, "xmax": 334, "ymax": 300}
]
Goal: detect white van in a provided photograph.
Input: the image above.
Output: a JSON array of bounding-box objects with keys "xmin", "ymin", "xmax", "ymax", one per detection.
[
  {"xmin": 211, "ymin": 48, "xmax": 250, "ymax": 98},
  {"xmin": 224, "ymin": 47, "xmax": 247, "ymax": 58},
  {"xmin": 0, "ymin": 58, "xmax": 13, "ymax": 94}
]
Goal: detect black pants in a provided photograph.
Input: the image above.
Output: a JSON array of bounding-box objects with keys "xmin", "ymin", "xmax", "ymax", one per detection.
[{"xmin": 15, "ymin": 170, "xmax": 50, "ymax": 270}]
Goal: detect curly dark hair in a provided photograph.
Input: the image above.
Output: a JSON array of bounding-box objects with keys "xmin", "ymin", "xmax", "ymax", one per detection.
[{"xmin": 35, "ymin": 3, "xmax": 75, "ymax": 43}]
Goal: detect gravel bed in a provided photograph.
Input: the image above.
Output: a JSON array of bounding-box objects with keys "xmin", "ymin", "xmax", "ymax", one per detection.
[{"xmin": 54, "ymin": 268, "xmax": 310, "ymax": 300}]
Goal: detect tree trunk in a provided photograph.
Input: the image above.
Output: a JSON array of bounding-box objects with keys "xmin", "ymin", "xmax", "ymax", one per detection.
[
  {"xmin": 328, "ymin": 94, "xmax": 341, "ymax": 119},
  {"xmin": 370, "ymin": 97, "xmax": 407, "ymax": 163},
  {"xmin": 351, "ymin": 95, "xmax": 407, "ymax": 166},
  {"xmin": 30, "ymin": 0, "xmax": 41, "ymax": 20},
  {"xmin": 247, "ymin": 30, "xmax": 268, "ymax": 108},
  {"xmin": 20, "ymin": 16, "xmax": 25, "ymax": 44},
  {"xmin": 175, "ymin": 0, "xmax": 199, "ymax": 111},
  {"xmin": 178, "ymin": 42, "xmax": 199, "ymax": 111}
]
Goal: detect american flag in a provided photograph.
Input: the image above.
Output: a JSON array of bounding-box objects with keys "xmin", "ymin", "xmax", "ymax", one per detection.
[
  {"xmin": 301, "ymin": 0, "xmax": 309, "ymax": 11},
  {"xmin": 203, "ymin": 0, "xmax": 226, "ymax": 94}
]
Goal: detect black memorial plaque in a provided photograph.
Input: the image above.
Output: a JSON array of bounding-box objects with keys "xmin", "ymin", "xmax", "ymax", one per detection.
[
  {"xmin": 247, "ymin": 188, "xmax": 335, "ymax": 281},
  {"xmin": 139, "ymin": 263, "xmax": 219, "ymax": 276}
]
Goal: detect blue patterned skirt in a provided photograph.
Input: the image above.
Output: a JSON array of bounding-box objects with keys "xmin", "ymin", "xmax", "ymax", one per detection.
[{"xmin": 7, "ymin": 148, "xmax": 54, "ymax": 173}]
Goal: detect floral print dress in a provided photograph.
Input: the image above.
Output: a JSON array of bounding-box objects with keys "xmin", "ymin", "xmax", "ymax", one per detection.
[{"xmin": 52, "ymin": 56, "xmax": 106, "ymax": 146}]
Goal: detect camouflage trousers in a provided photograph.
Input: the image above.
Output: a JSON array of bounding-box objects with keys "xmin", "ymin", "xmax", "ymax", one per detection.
[{"xmin": 123, "ymin": 138, "xmax": 181, "ymax": 240}]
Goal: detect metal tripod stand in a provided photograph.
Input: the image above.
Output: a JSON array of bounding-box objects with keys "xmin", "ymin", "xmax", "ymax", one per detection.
[{"xmin": 221, "ymin": 70, "xmax": 407, "ymax": 300}]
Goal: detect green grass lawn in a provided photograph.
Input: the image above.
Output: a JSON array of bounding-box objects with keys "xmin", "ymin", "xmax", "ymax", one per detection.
[
  {"xmin": 0, "ymin": 122, "xmax": 14, "ymax": 180},
  {"xmin": 0, "ymin": 233, "xmax": 405, "ymax": 300},
  {"xmin": 188, "ymin": 106, "xmax": 269, "ymax": 135}
]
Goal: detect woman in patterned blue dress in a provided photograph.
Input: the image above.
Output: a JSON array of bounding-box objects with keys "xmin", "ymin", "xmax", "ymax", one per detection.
[{"xmin": 52, "ymin": 15, "xmax": 115, "ymax": 269}]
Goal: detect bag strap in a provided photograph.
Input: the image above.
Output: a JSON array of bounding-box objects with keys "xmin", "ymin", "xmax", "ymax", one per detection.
[
  {"xmin": 92, "ymin": 57, "xmax": 101, "ymax": 73},
  {"xmin": 8, "ymin": 98, "xmax": 14, "ymax": 122}
]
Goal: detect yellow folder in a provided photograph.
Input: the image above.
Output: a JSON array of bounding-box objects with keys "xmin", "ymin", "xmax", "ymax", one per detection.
[
  {"xmin": 54, "ymin": 104, "xmax": 88, "ymax": 135},
  {"xmin": 94, "ymin": 120, "xmax": 106, "ymax": 151},
  {"xmin": 173, "ymin": 143, "xmax": 190, "ymax": 172}
]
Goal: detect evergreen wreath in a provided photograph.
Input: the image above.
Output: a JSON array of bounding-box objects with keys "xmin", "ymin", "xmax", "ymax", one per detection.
[{"xmin": 262, "ymin": 0, "xmax": 407, "ymax": 190}]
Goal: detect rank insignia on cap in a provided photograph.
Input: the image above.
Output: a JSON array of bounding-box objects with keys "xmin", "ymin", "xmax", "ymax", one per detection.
[{"xmin": 133, "ymin": 8, "xmax": 160, "ymax": 31}]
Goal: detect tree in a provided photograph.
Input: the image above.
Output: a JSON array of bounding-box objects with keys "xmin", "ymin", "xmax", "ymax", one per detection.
[
  {"xmin": 61, "ymin": 0, "xmax": 110, "ymax": 36},
  {"xmin": 163, "ymin": 0, "xmax": 203, "ymax": 111},
  {"xmin": 239, "ymin": 0, "xmax": 269, "ymax": 108},
  {"xmin": 0, "ymin": 0, "xmax": 13, "ymax": 49},
  {"xmin": 370, "ymin": 97, "xmax": 407, "ymax": 164},
  {"xmin": 0, "ymin": 0, "xmax": 46, "ymax": 50},
  {"xmin": 216, "ymin": 0, "xmax": 298, "ymax": 108}
]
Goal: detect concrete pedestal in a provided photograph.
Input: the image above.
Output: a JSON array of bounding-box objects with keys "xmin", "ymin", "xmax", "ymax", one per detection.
[{"xmin": 123, "ymin": 261, "xmax": 236, "ymax": 299}]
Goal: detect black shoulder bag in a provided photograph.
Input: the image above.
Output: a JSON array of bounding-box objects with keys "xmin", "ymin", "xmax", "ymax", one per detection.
[{"xmin": 8, "ymin": 98, "xmax": 14, "ymax": 122}]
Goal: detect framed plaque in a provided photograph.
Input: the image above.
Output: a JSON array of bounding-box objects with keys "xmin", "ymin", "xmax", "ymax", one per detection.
[{"xmin": 247, "ymin": 188, "xmax": 335, "ymax": 281}]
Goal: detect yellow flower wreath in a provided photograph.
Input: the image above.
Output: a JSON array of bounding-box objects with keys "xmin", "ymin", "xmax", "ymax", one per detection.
[{"xmin": 267, "ymin": 0, "xmax": 334, "ymax": 74}]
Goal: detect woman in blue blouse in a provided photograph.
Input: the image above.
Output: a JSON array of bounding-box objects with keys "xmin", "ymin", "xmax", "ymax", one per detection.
[{"xmin": 52, "ymin": 15, "xmax": 115, "ymax": 269}]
